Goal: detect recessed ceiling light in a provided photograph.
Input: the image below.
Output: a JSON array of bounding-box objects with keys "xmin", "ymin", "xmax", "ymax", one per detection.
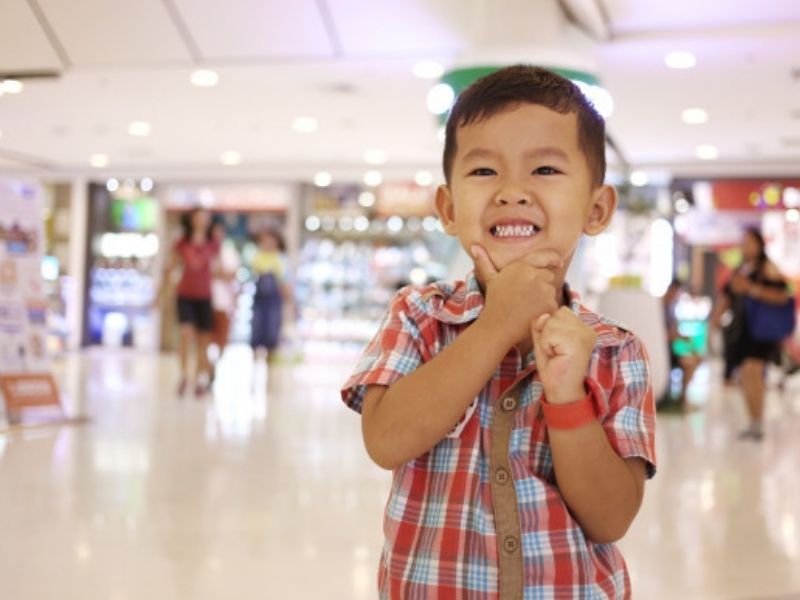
[
  {"xmin": 413, "ymin": 60, "xmax": 444, "ymax": 79},
  {"xmin": 427, "ymin": 83, "xmax": 455, "ymax": 115},
  {"xmin": 191, "ymin": 69, "xmax": 219, "ymax": 87},
  {"xmin": 414, "ymin": 170, "xmax": 434, "ymax": 186},
  {"xmin": 682, "ymin": 108, "xmax": 708, "ymax": 124},
  {"xmin": 665, "ymin": 51, "xmax": 696, "ymax": 69},
  {"xmin": 220, "ymin": 150, "xmax": 241, "ymax": 165},
  {"xmin": 313, "ymin": 171, "xmax": 332, "ymax": 187},
  {"xmin": 128, "ymin": 121, "xmax": 151, "ymax": 137},
  {"xmin": 293, "ymin": 116, "xmax": 318, "ymax": 133},
  {"xmin": 629, "ymin": 170, "xmax": 649, "ymax": 186},
  {"xmin": 89, "ymin": 153, "xmax": 110, "ymax": 168},
  {"xmin": 106, "ymin": 178, "xmax": 119, "ymax": 192},
  {"xmin": 363, "ymin": 170, "xmax": 383, "ymax": 187},
  {"xmin": 140, "ymin": 177, "xmax": 154, "ymax": 192},
  {"xmin": 1, "ymin": 79, "xmax": 23, "ymax": 94},
  {"xmin": 695, "ymin": 144, "xmax": 718, "ymax": 160},
  {"xmin": 364, "ymin": 149, "xmax": 387, "ymax": 165}
]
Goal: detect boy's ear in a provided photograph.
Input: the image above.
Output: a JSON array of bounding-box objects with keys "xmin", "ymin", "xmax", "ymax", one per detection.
[
  {"xmin": 583, "ymin": 184, "xmax": 617, "ymax": 236},
  {"xmin": 434, "ymin": 185, "xmax": 457, "ymax": 236}
]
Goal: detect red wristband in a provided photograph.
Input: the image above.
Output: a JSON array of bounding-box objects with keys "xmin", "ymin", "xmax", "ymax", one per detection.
[{"xmin": 541, "ymin": 392, "xmax": 597, "ymax": 430}]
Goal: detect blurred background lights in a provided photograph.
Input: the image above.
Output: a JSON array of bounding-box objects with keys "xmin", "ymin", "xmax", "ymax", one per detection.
[
  {"xmin": 190, "ymin": 69, "xmax": 219, "ymax": 86},
  {"xmin": 363, "ymin": 170, "xmax": 383, "ymax": 187},
  {"xmin": 665, "ymin": 51, "xmax": 697, "ymax": 69},
  {"xmin": 413, "ymin": 60, "xmax": 444, "ymax": 79},
  {"xmin": 682, "ymin": 108, "xmax": 708, "ymax": 124},
  {"xmin": 358, "ymin": 191, "xmax": 375, "ymax": 207},
  {"xmin": 426, "ymin": 83, "xmax": 455, "ymax": 115},
  {"xmin": 313, "ymin": 171, "xmax": 332, "ymax": 187},
  {"xmin": 630, "ymin": 170, "xmax": 648, "ymax": 187}
]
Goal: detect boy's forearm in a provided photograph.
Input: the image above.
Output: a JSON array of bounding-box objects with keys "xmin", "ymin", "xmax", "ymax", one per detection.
[
  {"xmin": 548, "ymin": 422, "xmax": 644, "ymax": 543},
  {"xmin": 362, "ymin": 318, "xmax": 512, "ymax": 469}
]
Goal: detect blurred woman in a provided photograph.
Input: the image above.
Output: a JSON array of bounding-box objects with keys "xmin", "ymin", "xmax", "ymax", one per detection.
[
  {"xmin": 209, "ymin": 220, "xmax": 240, "ymax": 381},
  {"xmin": 711, "ymin": 227, "xmax": 791, "ymax": 440},
  {"xmin": 249, "ymin": 229, "xmax": 291, "ymax": 365},
  {"xmin": 155, "ymin": 207, "xmax": 219, "ymax": 397}
]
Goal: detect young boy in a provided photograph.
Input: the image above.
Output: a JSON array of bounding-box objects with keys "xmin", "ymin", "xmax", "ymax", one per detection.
[{"xmin": 341, "ymin": 65, "xmax": 656, "ymax": 599}]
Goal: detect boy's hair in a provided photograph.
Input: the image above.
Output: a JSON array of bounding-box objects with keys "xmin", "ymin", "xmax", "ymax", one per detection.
[{"xmin": 442, "ymin": 65, "xmax": 606, "ymax": 187}]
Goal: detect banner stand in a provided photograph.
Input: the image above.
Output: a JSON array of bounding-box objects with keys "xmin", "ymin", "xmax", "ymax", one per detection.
[{"xmin": 0, "ymin": 182, "xmax": 89, "ymax": 434}]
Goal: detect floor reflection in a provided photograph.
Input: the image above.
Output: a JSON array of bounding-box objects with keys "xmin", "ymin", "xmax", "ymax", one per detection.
[{"xmin": 0, "ymin": 347, "xmax": 797, "ymax": 599}]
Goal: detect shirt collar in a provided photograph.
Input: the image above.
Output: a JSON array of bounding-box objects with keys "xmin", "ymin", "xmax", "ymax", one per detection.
[{"xmin": 415, "ymin": 271, "xmax": 628, "ymax": 349}]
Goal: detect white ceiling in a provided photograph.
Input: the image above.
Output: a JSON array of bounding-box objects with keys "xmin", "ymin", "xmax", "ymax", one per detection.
[{"xmin": 0, "ymin": 0, "xmax": 799, "ymax": 184}]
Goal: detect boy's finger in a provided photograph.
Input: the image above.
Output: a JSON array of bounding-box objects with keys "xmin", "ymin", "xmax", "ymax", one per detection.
[
  {"xmin": 531, "ymin": 313, "xmax": 551, "ymax": 360},
  {"xmin": 519, "ymin": 249, "xmax": 563, "ymax": 270},
  {"xmin": 471, "ymin": 244, "xmax": 498, "ymax": 282}
]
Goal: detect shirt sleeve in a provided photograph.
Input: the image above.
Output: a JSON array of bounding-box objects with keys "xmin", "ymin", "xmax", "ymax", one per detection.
[
  {"xmin": 593, "ymin": 334, "xmax": 657, "ymax": 478},
  {"xmin": 340, "ymin": 288, "xmax": 429, "ymax": 414}
]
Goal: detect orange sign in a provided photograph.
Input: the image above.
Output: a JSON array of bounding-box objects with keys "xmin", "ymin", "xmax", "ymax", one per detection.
[{"xmin": 0, "ymin": 372, "xmax": 61, "ymax": 414}]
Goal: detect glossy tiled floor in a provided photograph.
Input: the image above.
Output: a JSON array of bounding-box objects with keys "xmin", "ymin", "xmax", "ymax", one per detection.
[{"xmin": 1, "ymin": 344, "xmax": 799, "ymax": 599}]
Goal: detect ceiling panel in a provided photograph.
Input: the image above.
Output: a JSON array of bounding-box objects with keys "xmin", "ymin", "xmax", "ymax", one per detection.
[
  {"xmin": 327, "ymin": 0, "xmax": 470, "ymax": 57},
  {"xmin": 36, "ymin": 0, "xmax": 191, "ymax": 67},
  {"xmin": 604, "ymin": 0, "xmax": 800, "ymax": 34},
  {"xmin": 173, "ymin": 0, "xmax": 333, "ymax": 60},
  {"xmin": 0, "ymin": 0, "xmax": 63, "ymax": 73}
]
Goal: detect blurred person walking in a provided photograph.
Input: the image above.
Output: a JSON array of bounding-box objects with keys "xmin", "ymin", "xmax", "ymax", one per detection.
[
  {"xmin": 662, "ymin": 278, "xmax": 701, "ymax": 411},
  {"xmin": 711, "ymin": 227, "xmax": 793, "ymax": 440},
  {"xmin": 155, "ymin": 207, "xmax": 220, "ymax": 397},
  {"xmin": 209, "ymin": 220, "xmax": 241, "ymax": 382},
  {"xmin": 249, "ymin": 228, "xmax": 291, "ymax": 367}
]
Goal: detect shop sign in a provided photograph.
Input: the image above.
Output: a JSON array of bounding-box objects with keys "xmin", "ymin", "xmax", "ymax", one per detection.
[
  {"xmin": 711, "ymin": 180, "xmax": 800, "ymax": 211},
  {"xmin": 163, "ymin": 184, "xmax": 294, "ymax": 211},
  {"xmin": 0, "ymin": 373, "xmax": 60, "ymax": 415}
]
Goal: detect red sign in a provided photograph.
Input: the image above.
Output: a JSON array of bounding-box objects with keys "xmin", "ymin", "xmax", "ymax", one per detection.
[{"xmin": 712, "ymin": 180, "xmax": 800, "ymax": 211}]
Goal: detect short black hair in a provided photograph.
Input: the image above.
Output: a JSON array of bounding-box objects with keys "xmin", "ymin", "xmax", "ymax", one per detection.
[{"xmin": 442, "ymin": 65, "xmax": 606, "ymax": 187}]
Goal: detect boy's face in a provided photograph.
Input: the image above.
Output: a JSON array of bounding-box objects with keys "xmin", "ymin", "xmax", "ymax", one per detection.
[{"xmin": 435, "ymin": 103, "xmax": 616, "ymax": 279}]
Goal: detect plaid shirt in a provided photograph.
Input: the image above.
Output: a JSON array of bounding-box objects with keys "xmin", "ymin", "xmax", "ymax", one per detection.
[{"xmin": 342, "ymin": 272, "xmax": 656, "ymax": 599}]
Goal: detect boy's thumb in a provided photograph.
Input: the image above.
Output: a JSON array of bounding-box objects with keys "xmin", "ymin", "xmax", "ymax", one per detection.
[{"xmin": 471, "ymin": 244, "xmax": 498, "ymax": 282}]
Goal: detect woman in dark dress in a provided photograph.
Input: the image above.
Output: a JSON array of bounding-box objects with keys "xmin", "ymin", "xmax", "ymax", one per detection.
[
  {"xmin": 711, "ymin": 227, "xmax": 792, "ymax": 440},
  {"xmin": 249, "ymin": 229, "xmax": 291, "ymax": 365}
]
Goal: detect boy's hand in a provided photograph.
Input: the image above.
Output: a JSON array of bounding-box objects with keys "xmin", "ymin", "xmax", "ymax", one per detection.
[
  {"xmin": 472, "ymin": 244, "xmax": 562, "ymax": 346},
  {"xmin": 531, "ymin": 308, "xmax": 597, "ymax": 404}
]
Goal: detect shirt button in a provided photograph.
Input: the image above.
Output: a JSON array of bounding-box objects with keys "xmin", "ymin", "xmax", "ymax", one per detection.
[
  {"xmin": 503, "ymin": 535, "xmax": 519, "ymax": 554},
  {"xmin": 501, "ymin": 396, "xmax": 517, "ymax": 412},
  {"xmin": 494, "ymin": 467, "xmax": 510, "ymax": 485}
]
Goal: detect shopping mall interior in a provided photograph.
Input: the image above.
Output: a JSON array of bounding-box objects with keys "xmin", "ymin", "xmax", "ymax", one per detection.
[{"xmin": 1, "ymin": 1, "xmax": 800, "ymax": 598}]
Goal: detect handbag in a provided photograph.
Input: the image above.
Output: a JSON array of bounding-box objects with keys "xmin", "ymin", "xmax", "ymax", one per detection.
[{"xmin": 745, "ymin": 296, "xmax": 797, "ymax": 342}]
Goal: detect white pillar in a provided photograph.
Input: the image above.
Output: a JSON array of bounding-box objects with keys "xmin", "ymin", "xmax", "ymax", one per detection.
[{"xmin": 66, "ymin": 178, "xmax": 88, "ymax": 351}]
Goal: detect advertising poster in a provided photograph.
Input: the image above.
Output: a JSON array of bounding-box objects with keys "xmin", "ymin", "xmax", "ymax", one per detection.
[{"xmin": 0, "ymin": 182, "xmax": 61, "ymax": 422}]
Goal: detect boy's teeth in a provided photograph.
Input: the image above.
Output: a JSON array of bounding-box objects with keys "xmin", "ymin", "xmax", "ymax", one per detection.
[{"xmin": 493, "ymin": 224, "xmax": 537, "ymax": 238}]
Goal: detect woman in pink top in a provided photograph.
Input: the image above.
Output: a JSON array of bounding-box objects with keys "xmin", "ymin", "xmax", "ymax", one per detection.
[{"xmin": 155, "ymin": 207, "xmax": 219, "ymax": 397}]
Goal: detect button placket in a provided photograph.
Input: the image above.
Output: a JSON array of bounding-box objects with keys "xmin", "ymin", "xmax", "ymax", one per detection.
[{"xmin": 490, "ymin": 390, "xmax": 524, "ymax": 599}]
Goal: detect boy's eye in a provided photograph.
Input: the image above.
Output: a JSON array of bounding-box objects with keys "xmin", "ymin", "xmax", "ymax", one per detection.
[
  {"xmin": 468, "ymin": 167, "xmax": 496, "ymax": 177},
  {"xmin": 533, "ymin": 166, "xmax": 560, "ymax": 175}
]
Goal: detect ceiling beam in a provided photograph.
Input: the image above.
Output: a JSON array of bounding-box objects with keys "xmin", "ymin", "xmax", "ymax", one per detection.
[
  {"xmin": 161, "ymin": 0, "xmax": 203, "ymax": 63},
  {"xmin": 25, "ymin": 0, "xmax": 71, "ymax": 69}
]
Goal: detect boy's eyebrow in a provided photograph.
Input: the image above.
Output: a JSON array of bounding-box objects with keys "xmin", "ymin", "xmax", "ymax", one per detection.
[
  {"xmin": 523, "ymin": 147, "xmax": 570, "ymax": 162},
  {"xmin": 461, "ymin": 147, "xmax": 570, "ymax": 162}
]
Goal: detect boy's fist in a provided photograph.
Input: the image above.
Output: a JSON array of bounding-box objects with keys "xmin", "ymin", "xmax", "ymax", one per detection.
[
  {"xmin": 472, "ymin": 244, "xmax": 561, "ymax": 347},
  {"xmin": 531, "ymin": 308, "xmax": 597, "ymax": 405}
]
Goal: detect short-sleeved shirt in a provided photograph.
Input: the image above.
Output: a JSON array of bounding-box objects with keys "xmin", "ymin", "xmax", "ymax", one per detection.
[
  {"xmin": 175, "ymin": 239, "xmax": 219, "ymax": 300},
  {"xmin": 341, "ymin": 272, "xmax": 657, "ymax": 599}
]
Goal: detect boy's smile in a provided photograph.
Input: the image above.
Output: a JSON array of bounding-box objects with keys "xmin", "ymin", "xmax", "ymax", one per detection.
[{"xmin": 435, "ymin": 102, "xmax": 616, "ymax": 279}]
